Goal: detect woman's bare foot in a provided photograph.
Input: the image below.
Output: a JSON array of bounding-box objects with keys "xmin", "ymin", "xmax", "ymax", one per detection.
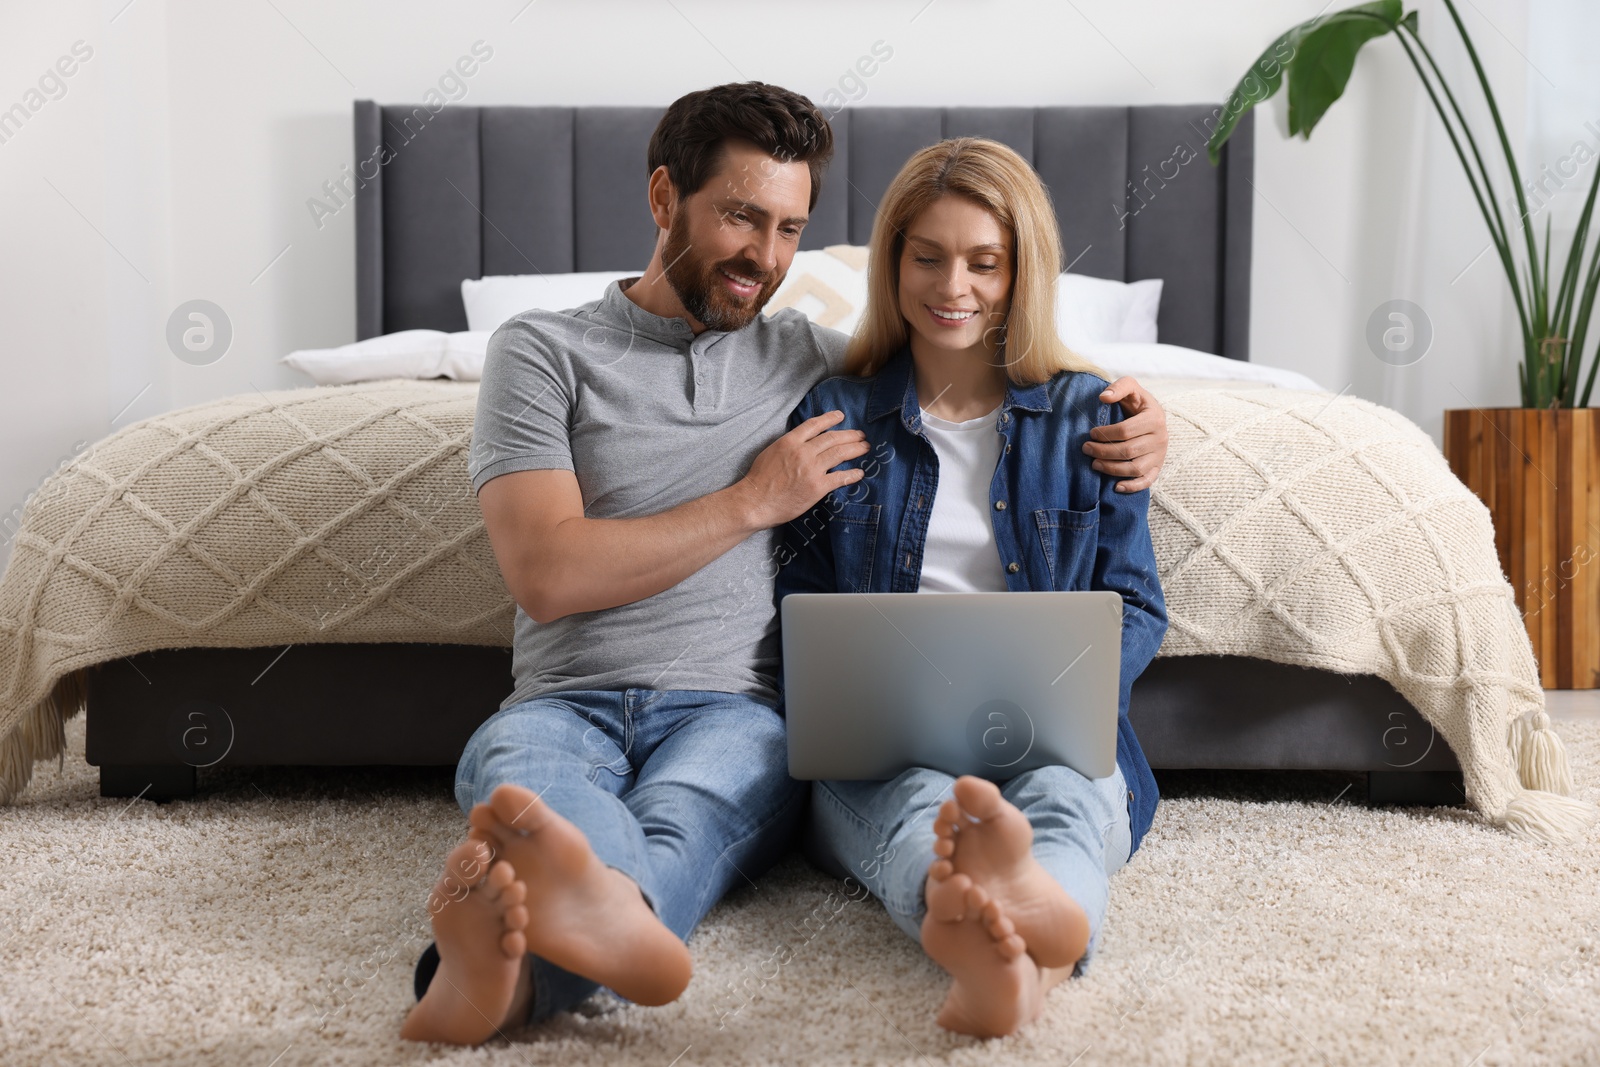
[
  {"xmin": 467, "ymin": 782, "xmax": 693, "ymax": 1007},
  {"xmin": 400, "ymin": 838, "xmax": 532, "ymax": 1045},
  {"xmin": 929, "ymin": 775, "xmax": 1091, "ymax": 970},
  {"xmin": 921, "ymin": 872, "xmax": 1043, "ymax": 1037}
]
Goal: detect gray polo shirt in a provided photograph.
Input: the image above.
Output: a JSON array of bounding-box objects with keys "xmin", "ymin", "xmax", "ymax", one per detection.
[{"xmin": 468, "ymin": 278, "xmax": 849, "ymax": 710}]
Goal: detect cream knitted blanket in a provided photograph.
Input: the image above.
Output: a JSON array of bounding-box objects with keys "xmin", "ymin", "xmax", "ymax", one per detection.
[{"xmin": 0, "ymin": 378, "xmax": 1593, "ymax": 843}]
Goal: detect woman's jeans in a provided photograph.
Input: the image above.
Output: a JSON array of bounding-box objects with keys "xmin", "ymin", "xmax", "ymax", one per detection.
[
  {"xmin": 413, "ymin": 688, "xmax": 807, "ymax": 1023},
  {"xmin": 805, "ymin": 761, "xmax": 1132, "ymax": 979}
]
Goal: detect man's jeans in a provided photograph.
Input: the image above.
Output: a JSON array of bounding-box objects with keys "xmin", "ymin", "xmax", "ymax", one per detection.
[
  {"xmin": 413, "ymin": 688, "xmax": 806, "ymax": 1023},
  {"xmin": 804, "ymin": 762, "xmax": 1132, "ymax": 979}
]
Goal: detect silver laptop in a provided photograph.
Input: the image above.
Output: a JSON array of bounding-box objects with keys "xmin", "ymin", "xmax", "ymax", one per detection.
[{"xmin": 780, "ymin": 591, "xmax": 1123, "ymax": 782}]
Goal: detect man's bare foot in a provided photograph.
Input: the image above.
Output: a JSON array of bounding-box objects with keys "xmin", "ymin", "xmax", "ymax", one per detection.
[
  {"xmin": 467, "ymin": 782, "xmax": 692, "ymax": 1007},
  {"xmin": 401, "ymin": 839, "xmax": 532, "ymax": 1045},
  {"xmin": 929, "ymin": 775, "xmax": 1091, "ymax": 970},
  {"xmin": 921, "ymin": 871, "xmax": 1043, "ymax": 1037}
]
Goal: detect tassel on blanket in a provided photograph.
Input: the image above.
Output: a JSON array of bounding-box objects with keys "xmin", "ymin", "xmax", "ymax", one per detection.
[
  {"xmin": 1496, "ymin": 787, "xmax": 1599, "ymax": 845},
  {"xmin": 1512, "ymin": 709, "xmax": 1576, "ymax": 795},
  {"xmin": 1491, "ymin": 708, "xmax": 1597, "ymax": 844},
  {"xmin": 0, "ymin": 669, "xmax": 87, "ymax": 803}
]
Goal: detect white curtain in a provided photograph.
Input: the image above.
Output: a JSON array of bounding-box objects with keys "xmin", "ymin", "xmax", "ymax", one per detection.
[
  {"xmin": 1526, "ymin": 0, "xmax": 1600, "ymax": 403},
  {"xmin": 1385, "ymin": 0, "xmax": 1598, "ymax": 434},
  {"xmin": 1527, "ymin": 0, "xmax": 1600, "ymax": 237}
]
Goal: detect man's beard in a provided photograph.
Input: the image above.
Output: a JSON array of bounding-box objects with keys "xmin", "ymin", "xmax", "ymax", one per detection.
[{"xmin": 660, "ymin": 210, "xmax": 783, "ymax": 332}]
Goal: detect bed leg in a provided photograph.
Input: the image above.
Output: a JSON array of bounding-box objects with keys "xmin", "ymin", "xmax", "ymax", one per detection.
[
  {"xmin": 98, "ymin": 764, "xmax": 197, "ymax": 801},
  {"xmin": 1366, "ymin": 770, "xmax": 1465, "ymax": 807}
]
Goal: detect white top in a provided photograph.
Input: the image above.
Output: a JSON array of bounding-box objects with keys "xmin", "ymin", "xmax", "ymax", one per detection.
[{"xmin": 917, "ymin": 405, "xmax": 1008, "ymax": 593}]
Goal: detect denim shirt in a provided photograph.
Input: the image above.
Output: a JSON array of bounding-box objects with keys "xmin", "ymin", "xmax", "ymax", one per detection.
[{"xmin": 773, "ymin": 345, "xmax": 1168, "ymax": 857}]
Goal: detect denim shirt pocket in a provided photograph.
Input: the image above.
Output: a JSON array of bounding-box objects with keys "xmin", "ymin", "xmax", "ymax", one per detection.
[
  {"xmin": 1034, "ymin": 507, "xmax": 1098, "ymax": 588},
  {"xmin": 832, "ymin": 501, "xmax": 882, "ymax": 592}
]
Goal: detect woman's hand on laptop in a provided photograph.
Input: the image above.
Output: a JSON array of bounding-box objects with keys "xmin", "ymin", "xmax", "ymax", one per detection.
[
  {"xmin": 1084, "ymin": 377, "xmax": 1168, "ymax": 493},
  {"xmin": 734, "ymin": 409, "xmax": 870, "ymax": 528}
]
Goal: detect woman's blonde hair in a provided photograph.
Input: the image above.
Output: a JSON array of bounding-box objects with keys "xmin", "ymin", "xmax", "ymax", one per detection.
[{"xmin": 842, "ymin": 136, "xmax": 1107, "ymax": 384}]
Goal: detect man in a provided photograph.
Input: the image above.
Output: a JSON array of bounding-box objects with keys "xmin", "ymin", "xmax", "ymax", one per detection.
[{"xmin": 401, "ymin": 81, "xmax": 1169, "ymax": 1045}]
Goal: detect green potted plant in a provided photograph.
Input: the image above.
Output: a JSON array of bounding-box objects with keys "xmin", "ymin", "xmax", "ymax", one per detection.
[{"xmin": 1207, "ymin": 0, "xmax": 1599, "ymax": 689}]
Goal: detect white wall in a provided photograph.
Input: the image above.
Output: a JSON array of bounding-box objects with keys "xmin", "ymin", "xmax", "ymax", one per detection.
[{"xmin": 0, "ymin": 0, "xmax": 1557, "ymax": 574}]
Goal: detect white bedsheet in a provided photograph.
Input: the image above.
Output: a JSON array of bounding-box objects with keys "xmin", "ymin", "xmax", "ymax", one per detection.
[
  {"xmin": 1072, "ymin": 341, "xmax": 1327, "ymax": 393},
  {"xmin": 284, "ymin": 332, "xmax": 1325, "ymax": 393}
]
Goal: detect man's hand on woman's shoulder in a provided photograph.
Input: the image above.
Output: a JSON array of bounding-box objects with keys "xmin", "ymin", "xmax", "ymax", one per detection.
[{"xmin": 1083, "ymin": 376, "xmax": 1168, "ymax": 494}]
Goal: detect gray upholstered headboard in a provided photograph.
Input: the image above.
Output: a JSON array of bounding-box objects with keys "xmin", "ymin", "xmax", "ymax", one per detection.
[{"xmin": 354, "ymin": 102, "xmax": 1252, "ymax": 360}]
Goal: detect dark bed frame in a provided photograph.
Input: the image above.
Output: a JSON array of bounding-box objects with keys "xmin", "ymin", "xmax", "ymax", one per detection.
[{"xmin": 84, "ymin": 100, "xmax": 1462, "ymax": 804}]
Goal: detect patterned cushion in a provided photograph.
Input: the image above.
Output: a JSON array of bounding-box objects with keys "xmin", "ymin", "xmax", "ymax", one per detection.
[{"xmin": 765, "ymin": 245, "xmax": 870, "ymax": 335}]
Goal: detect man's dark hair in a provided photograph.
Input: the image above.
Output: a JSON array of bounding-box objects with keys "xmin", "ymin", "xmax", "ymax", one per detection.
[{"xmin": 647, "ymin": 82, "xmax": 835, "ymax": 212}]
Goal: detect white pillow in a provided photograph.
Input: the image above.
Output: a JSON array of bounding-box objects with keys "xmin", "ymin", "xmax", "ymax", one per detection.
[
  {"xmin": 1056, "ymin": 274, "xmax": 1162, "ymax": 348},
  {"xmin": 461, "ymin": 270, "xmax": 635, "ymax": 332},
  {"xmin": 280, "ymin": 330, "xmax": 491, "ymax": 386},
  {"xmin": 1071, "ymin": 341, "xmax": 1327, "ymax": 392},
  {"xmin": 762, "ymin": 257, "xmax": 1159, "ymax": 347},
  {"xmin": 282, "ymin": 261, "xmax": 1175, "ymax": 387},
  {"xmin": 764, "ymin": 245, "xmax": 870, "ymax": 335}
]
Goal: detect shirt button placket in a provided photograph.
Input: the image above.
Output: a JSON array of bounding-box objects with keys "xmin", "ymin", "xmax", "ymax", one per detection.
[{"xmin": 690, "ymin": 341, "xmax": 712, "ymax": 413}]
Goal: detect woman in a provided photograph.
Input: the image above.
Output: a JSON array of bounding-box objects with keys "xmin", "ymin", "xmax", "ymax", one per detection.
[{"xmin": 774, "ymin": 137, "xmax": 1168, "ymax": 1038}]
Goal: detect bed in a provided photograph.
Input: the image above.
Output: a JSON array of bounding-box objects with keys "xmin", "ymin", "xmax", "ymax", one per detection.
[{"xmin": 2, "ymin": 100, "xmax": 1504, "ymax": 815}]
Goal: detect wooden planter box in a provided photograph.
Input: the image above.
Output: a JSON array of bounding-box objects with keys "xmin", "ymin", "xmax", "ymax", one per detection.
[{"xmin": 1443, "ymin": 408, "xmax": 1600, "ymax": 689}]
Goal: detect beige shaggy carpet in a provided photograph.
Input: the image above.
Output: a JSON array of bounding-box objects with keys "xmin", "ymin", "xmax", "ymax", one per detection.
[{"xmin": 4, "ymin": 716, "xmax": 1599, "ymax": 1067}]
